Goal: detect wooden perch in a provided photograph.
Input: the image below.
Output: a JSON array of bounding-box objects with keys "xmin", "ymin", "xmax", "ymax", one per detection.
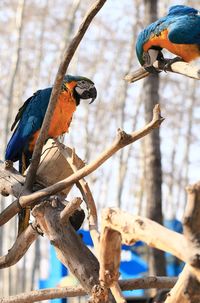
[
  {"xmin": 31, "ymin": 199, "xmax": 107, "ymax": 302},
  {"xmin": 99, "ymin": 228, "xmax": 121, "ymax": 287},
  {"xmin": 24, "ymin": 0, "xmax": 108, "ymax": 191},
  {"xmin": 54, "ymin": 140, "xmax": 99, "ymax": 245},
  {"xmin": 18, "ymin": 104, "xmax": 164, "ymax": 209},
  {"xmin": 0, "ymin": 224, "xmax": 38, "ymax": 268},
  {"xmin": 165, "ymin": 182, "xmax": 200, "ymax": 303},
  {"xmin": 54, "ymin": 141, "xmax": 126, "ymax": 302},
  {"xmin": 0, "ymin": 277, "xmax": 177, "ymax": 303},
  {"xmin": 125, "ymin": 60, "xmax": 200, "ymax": 83},
  {"xmin": 0, "ymin": 105, "xmax": 163, "ymax": 223}
]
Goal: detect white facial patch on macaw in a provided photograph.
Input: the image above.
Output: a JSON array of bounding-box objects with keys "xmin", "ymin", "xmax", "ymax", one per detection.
[
  {"xmin": 75, "ymin": 81, "xmax": 94, "ymax": 96},
  {"xmin": 147, "ymin": 49, "xmax": 159, "ymax": 65}
]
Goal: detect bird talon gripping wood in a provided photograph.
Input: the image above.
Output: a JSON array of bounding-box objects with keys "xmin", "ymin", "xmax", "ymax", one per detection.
[
  {"xmin": 136, "ymin": 5, "xmax": 200, "ymax": 72},
  {"xmin": 5, "ymin": 75, "xmax": 97, "ymax": 236}
]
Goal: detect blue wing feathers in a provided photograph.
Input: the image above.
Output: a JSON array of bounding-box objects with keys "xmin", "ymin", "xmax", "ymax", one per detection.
[
  {"xmin": 168, "ymin": 16, "xmax": 200, "ymax": 44},
  {"xmin": 5, "ymin": 87, "xmax": 52, "ymax": 162}
]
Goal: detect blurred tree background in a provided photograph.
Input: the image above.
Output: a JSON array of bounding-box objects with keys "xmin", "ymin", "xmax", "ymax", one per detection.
[{"xmin": 0, "ymin": 0, "xmax": 200, "ymax": 297}]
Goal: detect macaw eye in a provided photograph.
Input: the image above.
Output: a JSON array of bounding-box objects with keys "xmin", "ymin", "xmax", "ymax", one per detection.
[{"xmin": 77, "ymin": 80, "xmax": 90, "ymax": 89}]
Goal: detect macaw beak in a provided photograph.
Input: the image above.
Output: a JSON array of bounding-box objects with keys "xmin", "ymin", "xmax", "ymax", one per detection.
[{"xmin": 81, "ymin": 86, "xmax": 97, "ymax": 104}]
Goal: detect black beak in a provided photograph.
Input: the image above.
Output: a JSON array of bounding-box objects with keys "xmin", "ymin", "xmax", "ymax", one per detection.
[{"xmin": 81, "ymin": 86, "xmax": 97, "ymax": 104}]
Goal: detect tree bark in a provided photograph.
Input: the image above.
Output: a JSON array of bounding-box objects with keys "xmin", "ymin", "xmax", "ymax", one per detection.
[{"xmin": 143, "ymin": 0, "xmax": 166, "ymax": 277}]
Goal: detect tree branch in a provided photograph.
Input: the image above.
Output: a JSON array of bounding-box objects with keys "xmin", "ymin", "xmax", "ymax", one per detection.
[
  {"xmin": 0, "ymin": 277, "xmax": 177, "ymax": 303},
  {"xmin": 0, "ymin": 224, "xmax": 38, "ymax": 269},
  {"xmin": 125, "ymin": 60, "xmax": 200, "ymax": 83},
  {"xmin": 19, "ymin": 104, "xmax": 164, "ymax": 208},
  {"xmin": 100, "ymin": 208, "xmax": 200, "ymax": 279},
  {"xmin": 55, "ymin": 140, "xmax": 125, "ymax": 303},
  {"xmin": 24, "ymin": 0, "xmax": 108, "ymax": 190},
  {"xmin": 60, "ymin": 197, "xmax": 82, "ymax": 224}
]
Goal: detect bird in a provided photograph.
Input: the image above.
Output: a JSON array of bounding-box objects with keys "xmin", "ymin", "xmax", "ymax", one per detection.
[
  {"xmin": 136, "ymin": 5, "xmax": 200, "ymax": 72},
  {"xmin": 5, "ymin": 74, "xmax": 97, "ymax": 235}
]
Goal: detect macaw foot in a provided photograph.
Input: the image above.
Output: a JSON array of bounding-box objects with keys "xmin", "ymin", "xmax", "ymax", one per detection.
[
  {"xmin": 144, "ymin": 65, "xmax": 160, "ymax": 74},
  {"xmin": 4, "ymin": 160, "xmax": 13, "ymax": 169},
  {"xmin": 163, "ymin": 56, "xmax": 183, "ymax": 72}
]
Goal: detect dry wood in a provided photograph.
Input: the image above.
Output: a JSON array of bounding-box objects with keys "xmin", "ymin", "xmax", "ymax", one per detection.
[
  {"xmin": 60, "ymin": 197, "xmax": 82, "ymax": 224},
  {"xmin": 54, "ymin": 140, "xmax": 99, "ymax": 248},
  {"xmin": 55, "ymin": 140, "xmax": 125, "ymax": 303},
  {"xmin": 100, "ymin": 208, "xmax": 200, "ymax": 280},
  {"xmin": 99, "ymin": 228, "xmax": 121, "ymax": 287},
  {"xmin": 184, "ymin": 182, "xmax": 200, "ymax": 246},
  {"xmin": 0, "ymin": 105, "xmax": 163, "ymax": 222},
  {"xmin": 31, "ymin": 199, "xmax": 107, "ymax": 302},
  {"xmin": 125, "ymin": 60, "xmax": 200, "ymax": 83},
  {"xmin": 0, "ymin": 161, "xmax": 24, "ymax": 198},
  {"xmin": 0, "ymin": 224, "xmax": 38, "ymax": 269},
  {"xmin": 165, "ymin": 265, "xmax": 200, "ymax": 303},
  {"xmin": 35, "ymin": 140, "xmax": 84, "ymax": 196},
  {"xmin": 165, "ymin": 182, "xmax": 200, "ymax": 303},
  {"xmin": 24, "ymin": 0, "xmax": 108, "ymax": 191},
  {"xmin": 0, "ymin": 277, "xmax": 177, "ymax": 303},
  {"xmin": 18, "ymin": 105, "xmax": 164, "ymax": 208}
]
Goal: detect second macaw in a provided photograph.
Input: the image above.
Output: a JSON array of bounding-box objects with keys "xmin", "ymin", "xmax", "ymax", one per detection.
[
  {"xmin": 136, "ymin": 5, "xmax": 200, "ymax": 72},
  {"xmin": 5, "ymin": 75, "xmax": 97, "ymax": 235}
]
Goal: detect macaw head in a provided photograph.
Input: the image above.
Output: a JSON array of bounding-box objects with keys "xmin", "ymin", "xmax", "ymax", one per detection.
[
  {"xmin": 135, "ymin": 27, "xmax": 161, "ymax": 68},
  {"xmin": 63, "ymin": 75, "xmax": 97, "ymax": 106}
]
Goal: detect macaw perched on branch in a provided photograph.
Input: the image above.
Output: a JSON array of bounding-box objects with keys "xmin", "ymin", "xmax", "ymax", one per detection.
[
  {"xmin": 5, "ymin": 75, "xmax": 97, "ymax": 235},
  {"xmin": 136, "ymin": 5, "xmax": 200, "ymax": 72}
]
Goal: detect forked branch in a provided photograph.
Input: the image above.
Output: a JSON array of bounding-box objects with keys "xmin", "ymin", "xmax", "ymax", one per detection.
[{"xmin": 19, "ymin": 104, "xmax": 164, "ymax": 208}]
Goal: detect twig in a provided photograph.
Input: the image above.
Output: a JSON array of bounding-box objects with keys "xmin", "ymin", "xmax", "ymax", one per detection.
[
  {"xmin": 19, "ymin": 104, "xmax": 164, "ymax": 208},
  {"xmin": 0, "ymin": 224, "xmax": 38, "ymax": 269},
  {"xmin": 125, "ymin": 60, "xmax": 200, "ymax": 83},
  {"xmin": 24, "ymin": 0, "xmax": 108, "ymax": 190},
  {"xmin": 0, "ymin": 277, "xmax": 177, "ymax": 303}
]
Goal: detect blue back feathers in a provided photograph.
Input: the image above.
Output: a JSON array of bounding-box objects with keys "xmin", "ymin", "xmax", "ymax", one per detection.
[{"xmin": 136, "ymin": 5, "xmax": 200, "ymax": 65}]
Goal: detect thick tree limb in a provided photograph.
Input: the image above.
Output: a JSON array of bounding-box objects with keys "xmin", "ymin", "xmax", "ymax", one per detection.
[
  {"xmin": 55, "ymin": 141, "xmax": 125, "ymax": 303},
  {"xmin": 31, "ymin": 199, "xmax": 107, "ymax": 302},
  {"xmin": 99, "ymin": 228, "xmax": 121, "ymax": 287},
  {"xmin": 24, "ymin": 0, "xmax": 108, "ymax": 190},
  {"xmin": 54, "ymin": 140, "xmax": 99, "ymax": 247},
  {"xmin": 0, "ymin": 105, "xmax": 163, "ymax": 221},
  {"xmin": 18, "ymin": 105, "xmax": 164, "ymax": 208},
  {"xmin": 125, "ymin": 60, "xmax": 200, "ymax": 83},
  {"xmin": 0, "ymin": 277, "xmax": 177, "ymax": 303},
  {"xmin": 165, "ymin": 182, "xmax": 200, "ymax": 303},
  {"xmin": 100, "ymin": 208, "xmax": 200, "ymax": 280}
]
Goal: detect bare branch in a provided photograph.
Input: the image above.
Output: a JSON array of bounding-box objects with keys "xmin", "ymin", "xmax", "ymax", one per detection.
[
  {"xmin": 0, "ymin": 277, "xmax": 177, "ymax": 303},
  {"xmin": 55, "ymin": 140, "xmax": 99, "ymax": 243},
  {"xmin": 99, "ymin": 228, "xmax": 121, "ymax": 287},
  {"xmin": 100, "ymin": 208, "xmax": 200, "ymax": 276},
  {"xmin": 125, "ymin": 60, "xmax": 200, "ymax": 83},
  {"xmin": 31, "ymin": 200, "xmax": 104, "ymax": 299},
  {"xmin": 55, "ymin": 140, "xmax": 125, "ymax": 303},
  {"xmin": 0, "ymin": 224, "xmax": 38, "ymax": 269},
  {"xmin": 24, "ymin": 0, "xmax": 108, "ymax": 190},
  {"xmin": 19, "ymin": 105, "xmax": 164, "ymax": 208}
]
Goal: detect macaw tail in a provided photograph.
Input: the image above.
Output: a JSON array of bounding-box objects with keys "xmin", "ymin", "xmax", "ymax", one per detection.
[{"xmin": 17, "ymin": 153, "xmax": 31, "ymax": 237}]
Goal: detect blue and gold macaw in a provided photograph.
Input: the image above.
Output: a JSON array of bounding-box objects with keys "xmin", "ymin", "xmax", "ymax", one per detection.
[
  {"xmin": 136, "ymin": 5, "xmax": 200, "ymax": 72},
  {"xmin": 5, "ymin": 75, "xmax": 97, "ymax": 235}
]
